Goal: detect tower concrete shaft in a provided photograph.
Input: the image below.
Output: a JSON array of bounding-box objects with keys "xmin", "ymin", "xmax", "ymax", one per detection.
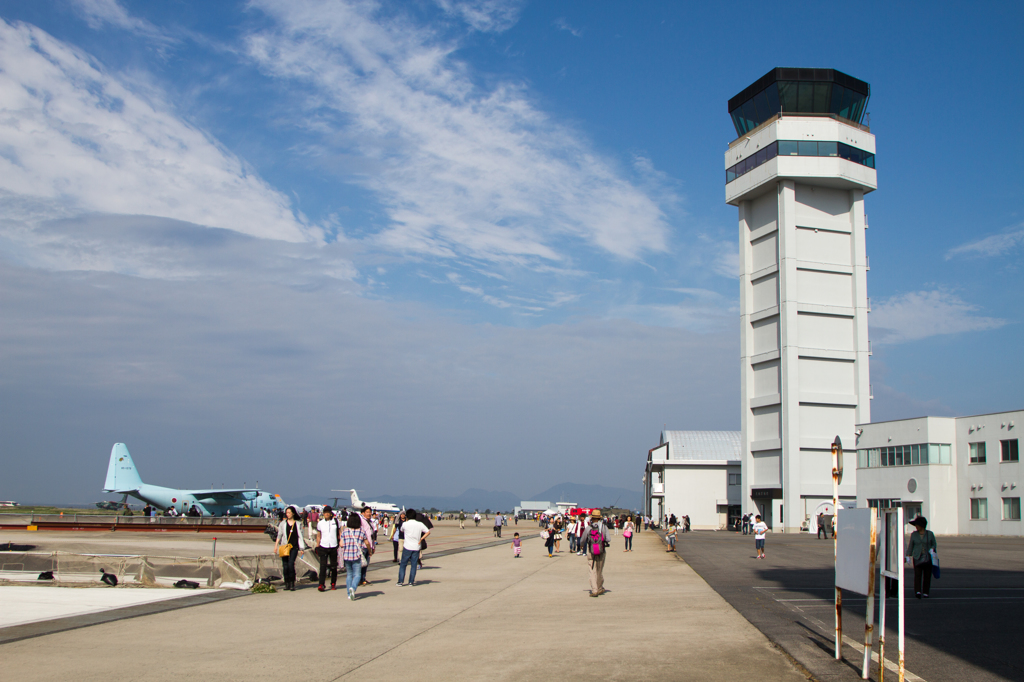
[{"xmin": 726, "ymin": 69, "xmax": 875, "ymax": 532}]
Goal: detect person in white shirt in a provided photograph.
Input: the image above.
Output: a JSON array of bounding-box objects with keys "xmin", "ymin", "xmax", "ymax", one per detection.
[
  {"xmin": 315, "ymin": 506, "xmax": 341, "ymax": 591},
  {"xmin": 397, "ymin": 509, "xmax": 431, "ymax": 586},
  {"xmin": 753, "ymin": 514, "xmax": 770, "ymax": 559},
  {"xmin": 493, "ymin": 513, "xmax": 504, "ymax": 538}
]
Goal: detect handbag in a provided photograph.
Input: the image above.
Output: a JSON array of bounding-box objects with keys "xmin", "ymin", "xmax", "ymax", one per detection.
[
  {"xmin": 930, "ymin": 549, "xmax": 941, "ymax": 578},
  {"xmin": 277, "ymin": 542, "xmax": 293, "ymax": 557},
  {"xmin": 360, "ymin": 551, "xmax": 369, "ymax": 568}
]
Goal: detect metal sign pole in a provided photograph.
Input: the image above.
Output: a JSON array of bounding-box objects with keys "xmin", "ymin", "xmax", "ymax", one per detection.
[{"xmin": 833, "ymin": 436, "xmax": 843, "ymax": 660}]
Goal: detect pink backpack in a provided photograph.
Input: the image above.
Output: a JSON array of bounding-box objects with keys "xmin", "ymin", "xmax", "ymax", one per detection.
[{"xmin": 589, "ymin": 527, "xmax": 603, "ymax": 555}]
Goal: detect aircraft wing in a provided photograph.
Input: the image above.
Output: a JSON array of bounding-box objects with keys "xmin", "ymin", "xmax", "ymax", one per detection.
[{"xmin": 185, "ymin": 489, "xmax": 260, "ymax": 501}]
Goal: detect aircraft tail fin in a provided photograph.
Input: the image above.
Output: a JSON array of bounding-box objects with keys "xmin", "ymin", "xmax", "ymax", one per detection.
[
  {"xmin": 103, "ymin": 443, "xmax": 143, "ymax": 492},
  {"xmin": 350, "ymin": 489, "xmax": 361, "ymax": 508}
]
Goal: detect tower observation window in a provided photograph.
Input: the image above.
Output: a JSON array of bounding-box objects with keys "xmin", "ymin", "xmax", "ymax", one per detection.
[
  {"xmin": 728, "ymin": 68, "xmax": 871, "ymax": 137},
  {"xmin": 726, "ymin": 140, "xmax": 875, "ymax": 184}
]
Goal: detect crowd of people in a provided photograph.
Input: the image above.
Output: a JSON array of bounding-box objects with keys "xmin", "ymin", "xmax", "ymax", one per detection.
[{"xmin": 272, "ymin": 504, "xmax": 438, "ymax": 599}]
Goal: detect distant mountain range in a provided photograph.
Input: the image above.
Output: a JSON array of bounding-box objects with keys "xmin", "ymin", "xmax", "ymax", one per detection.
[{"xmin": 288, "ymin": 482, "xmax": 640, "ymax": 512}]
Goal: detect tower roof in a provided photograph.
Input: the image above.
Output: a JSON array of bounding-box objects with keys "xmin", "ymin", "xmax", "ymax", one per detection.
[{"xmin": 728, "ymin": 68, "xmax": 870, "ymax": 137}]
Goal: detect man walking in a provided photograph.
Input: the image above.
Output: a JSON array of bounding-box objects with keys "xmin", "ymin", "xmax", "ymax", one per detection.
[
  {"xmin": 397, "ymin": 509, "xmax": 431, "ymax": 587},
  {"xmin": 459, "ymin": 510, "xmax": 466, "ymax": 529},
  {"xmin": 315, "ymin": 506, "xmax": 340, "ymax": 591},
  {"xmin": 493, "ymin": 512, "xmax": 503, "ymax": 538},
  {"xmin": 753, "ymin": 514, "xmax": 769, "ymax": 559},
  {"xmin": 585, "ymin": 510, "xmax": 609, "ymax": 597},
  {"xmin": 356, "ymin": 505, "xmax": 376, "ymax": 587},
  {"xmin": 817, "ymin": 513, "xmax": 827, "ymax": 539}
]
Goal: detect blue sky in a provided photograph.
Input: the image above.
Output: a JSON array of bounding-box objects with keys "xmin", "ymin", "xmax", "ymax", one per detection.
[{"xmin": 1, "ymin": 0, "xmax": 1021, "ymax": 504}]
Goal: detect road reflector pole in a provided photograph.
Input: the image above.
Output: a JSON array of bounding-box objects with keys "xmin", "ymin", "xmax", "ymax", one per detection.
[{"xmin": 832, "ymin": 436, "xmax": 843, "ymax": 660}]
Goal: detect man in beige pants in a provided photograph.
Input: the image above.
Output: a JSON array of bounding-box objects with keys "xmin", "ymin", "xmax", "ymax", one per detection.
[{"xmin": 585, "ymin": 510, "xmax": 609, "ymax": 597}]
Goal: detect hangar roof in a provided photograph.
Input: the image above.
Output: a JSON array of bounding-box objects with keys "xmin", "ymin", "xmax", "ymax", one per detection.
[{"xmin": 660, "ymin": 430, "xmax": 741, "ymax": 462}]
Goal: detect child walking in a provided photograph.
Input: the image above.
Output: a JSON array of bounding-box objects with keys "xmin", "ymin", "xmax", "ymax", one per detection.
[{"xmin": 512, "ymin": 532, "xmax": 521, "ymax": 558}]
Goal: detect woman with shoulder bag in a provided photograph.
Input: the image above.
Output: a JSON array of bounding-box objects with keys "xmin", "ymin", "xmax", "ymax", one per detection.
[
  {"xmin": 907, "ymin": 516, "xmax": 937, "ymax": 599},
  {"xmin": 274, "ymin": 505, "xmax": 306, "ymax": 591}
]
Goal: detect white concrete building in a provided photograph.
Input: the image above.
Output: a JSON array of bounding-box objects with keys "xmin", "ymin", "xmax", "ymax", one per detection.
[
  {"xmin": 857, "ymin": 409, "xmax": 1023, "ymax": 535},
  {"xmin": 643, "ymin": 431, "xmax": 741, "ymax": 530},
  {"xmin": 727, "ymin": 68, "xmax": 875, "ymax": 531}
]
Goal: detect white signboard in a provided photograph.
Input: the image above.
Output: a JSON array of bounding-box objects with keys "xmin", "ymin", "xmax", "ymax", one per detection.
[{"xmin": 836, "ymin": 508, "xmax": 875, "ymax": 595}]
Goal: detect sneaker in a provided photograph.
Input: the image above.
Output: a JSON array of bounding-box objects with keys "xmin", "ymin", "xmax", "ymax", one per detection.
[
  {"xmin": 397, "ymin": 581, "xmax": 405, "ymax": 586},
  {"xmin": 922, "ymin": 593, "xmax": 929, "ymax": 598},
  {"xmin": 317, "ymin": 585, "xmax": 326, "ymax": 592},
  {"xmin": 915, "ymin": 592, "xmax": 922, "ymax": 599},
  {"xmin": 331, "ymin": 584, "xmax": 337, "ymax": 591}
]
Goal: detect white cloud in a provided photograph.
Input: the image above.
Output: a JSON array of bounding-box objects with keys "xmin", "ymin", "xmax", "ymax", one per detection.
[
  {"xmin": 434, "ymin": 0, "xmax": 525, "ymax": 33},
  {"xmin": 554, "ymin": 18, "xmax": 583, "ymax": 38},
  {"xmin": 0, "ymin": 19, "xmax": 312, "ymax": 243},
  {"xmin": 870, "ymin": 290, "xmax": 1006, "ymax": 345},
  {"xmin": 70, "ymin": 0, "xmax": 168, "ymax": 39},
  {"xmin": 946, "ymin": 225, "xmax": 1024, "ymax": 260},
  {"xmin": 245, "ymin": 0, "xmax": 670, "ymax": 265}
]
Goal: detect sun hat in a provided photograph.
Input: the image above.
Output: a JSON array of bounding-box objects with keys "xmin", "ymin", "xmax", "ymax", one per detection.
[{"xmin": 591, "ymin": 509, "xmax": 602, "ymax": 518}]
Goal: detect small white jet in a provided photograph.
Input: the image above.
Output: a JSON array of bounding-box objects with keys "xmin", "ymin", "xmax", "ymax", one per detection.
[{"xmin": 332, "ymin": 489, "xmax": 401, "ymax": 513}]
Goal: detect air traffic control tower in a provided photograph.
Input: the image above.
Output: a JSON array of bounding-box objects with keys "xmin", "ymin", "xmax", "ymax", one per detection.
[{"xmin": 726, "ymin": 68, "xmax": 875, "ymax": 532}]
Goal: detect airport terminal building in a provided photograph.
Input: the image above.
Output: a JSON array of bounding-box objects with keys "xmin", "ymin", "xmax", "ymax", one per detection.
[
  {"xmin": 643, "ymin": 431, "xmax": 741, "ymax": 530},
  {"xmin": 857, "ymin": 409, "xmax": 1023, "ymax": 536}
]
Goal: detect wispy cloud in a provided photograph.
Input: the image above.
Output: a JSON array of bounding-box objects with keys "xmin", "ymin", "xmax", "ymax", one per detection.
[
  {"xmin": 870, "ymin": 290, "xmax": 1006, "ymax": 345},
  {"xmin": 434, "ymin": 0, "xmax": 525, "ymax": 33},
  {"xmin": 69, "ymin": 0, "xmax": 170, "ymax": 40},
  {"xmin": 946, "ymin": 225, "xmax": 1024, "ymax": 260},
  {"xmin": 553, "ymin": 18, "xmax": 584, "ymax": 38},
  {"xmin": 245, "ymin": 0, "xmax": 671, "ymax": 267},
  {"xmin": 0, "ymin": 19, "xmax": 312, "ymax": 243}
]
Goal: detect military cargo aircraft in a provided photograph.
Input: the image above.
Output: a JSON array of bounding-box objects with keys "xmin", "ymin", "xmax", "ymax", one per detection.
[{"xmin": 103, "ymin": 443, "xmax": 286, "ymax": 516}]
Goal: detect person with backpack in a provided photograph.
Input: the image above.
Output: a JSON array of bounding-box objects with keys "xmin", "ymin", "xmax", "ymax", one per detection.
[{"xmin": 586, "ymin": 510, "xmax": 609, "ymax": 597}]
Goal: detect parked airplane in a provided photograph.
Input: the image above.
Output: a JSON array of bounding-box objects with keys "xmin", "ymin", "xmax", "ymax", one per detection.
[
  {"xmin": 331, "ymin": 489, "xmax": 401, "ymax": 513},
  {"xmin": 103, "ymin": 443, "xmax": 287, "ymax": 516}
]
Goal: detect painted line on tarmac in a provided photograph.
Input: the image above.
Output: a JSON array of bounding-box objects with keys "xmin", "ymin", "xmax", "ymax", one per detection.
[
  {"xmin": 0, "ymin": 589, "xmax": 247, "ymax": 646},
  {"xmin": 329, "ymin": 553, "xmax": 560, "ymax": 682},
  {"xmin": 756, "ymin": 588, "xmax": 929, "ymax": 682}
]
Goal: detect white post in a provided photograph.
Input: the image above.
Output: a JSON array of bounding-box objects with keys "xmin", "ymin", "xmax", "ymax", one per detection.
[
  {"xmin": 861, "ymin": 511, "xmax": 877, "ymax": 678},
  {"xmin": 897, "ymin": 507, "xmax": 905, "ymax": 682}
]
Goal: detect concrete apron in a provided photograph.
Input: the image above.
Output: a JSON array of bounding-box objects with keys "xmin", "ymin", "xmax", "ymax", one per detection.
[{"xmin": 1, "ymin": 530, "xmax": 808, "ymax": 682}]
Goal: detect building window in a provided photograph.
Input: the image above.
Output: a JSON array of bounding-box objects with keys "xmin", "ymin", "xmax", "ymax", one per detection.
[
  {"xmin": 726, "ymin": 139, "xmax": 875, "ymax": 184},
  {"xmin": 970, "ymin": 498, "xmax": 988, "ymax": 520},
  {"xmin": 1003, "ymin": 497, "xmax": 1021, "ymax": 521},
  {"xmin": 1001, "ymin": 439, "xmax": 1019, "ymax": 462},
  {"xmin": 857, "ymin": 443, "xmax": 951, "ymax": 468},
  {"xmin": 728, "ymin": 473, "xmax": 741, "ymax": 486},
  {"xmin": 970, "ymin": 442, "xmax": 987, "ymax": 463}
]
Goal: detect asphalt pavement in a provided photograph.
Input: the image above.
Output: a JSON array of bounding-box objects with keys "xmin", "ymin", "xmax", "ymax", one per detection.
[{"xmin": 670, "ymin": 529, "xmax": 1024, "ymax": 682}]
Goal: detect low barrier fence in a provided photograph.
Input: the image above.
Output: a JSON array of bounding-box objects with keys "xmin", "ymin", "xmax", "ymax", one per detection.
[
  {"xmin": 0, "ymin": 551, "xmax": 319, "ymax": 589},
  {"xmin": 0, "ymin": 514, "xmax": 272, "ymax": 533}
]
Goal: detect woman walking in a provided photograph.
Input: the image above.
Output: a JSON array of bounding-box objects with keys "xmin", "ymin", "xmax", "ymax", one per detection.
[
  {"xmin": 553, "ymin": 516, "xmax": 563, "ymax": 553},
  {"xmin": 907, "ymin": 516, "xmax": 937, "ymax": 598},
  {"xmin": 341, "ymin": 513, "xmax": 371, "ymax": 600},
  {"xmin": 273, "ymin": 505, "xmax": 306, "ymax": 591},
  {"xmin": 623, "ymin": 517, "xmax": 634, "ymax": 552},
  {"xmin": 391, "ymin": 511, "xmax": 406, "ymax": 563},
  {"xmin": 543, "ymin": 522, "xmax": 555, "ymax": 557}
]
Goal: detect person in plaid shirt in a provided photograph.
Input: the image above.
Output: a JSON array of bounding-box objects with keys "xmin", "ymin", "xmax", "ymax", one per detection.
[{"xmin": 341, "ymin": 513, "xmax": 371, "ymax": 600}]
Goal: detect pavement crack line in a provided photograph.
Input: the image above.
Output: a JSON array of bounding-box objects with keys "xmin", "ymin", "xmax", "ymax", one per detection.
[{"xmin": 329, "ymin": 558, "xmax": 558, "ymax": 681}]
